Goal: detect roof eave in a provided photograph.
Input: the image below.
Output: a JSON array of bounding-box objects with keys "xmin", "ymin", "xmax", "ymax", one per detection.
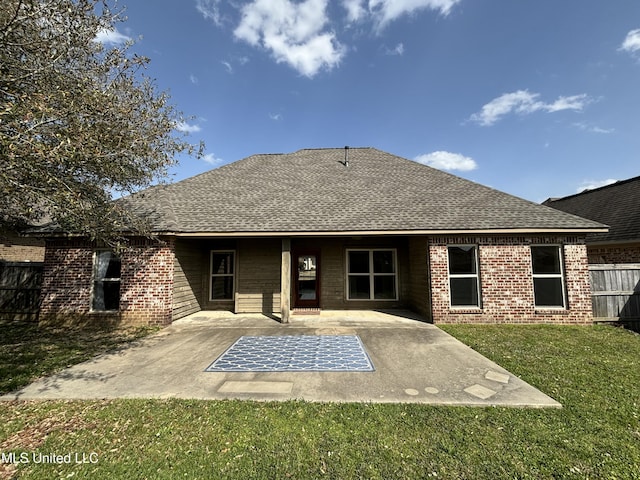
[{"xmin": 169, "ymin": 227, "xmax": 609, "ymax": 238}]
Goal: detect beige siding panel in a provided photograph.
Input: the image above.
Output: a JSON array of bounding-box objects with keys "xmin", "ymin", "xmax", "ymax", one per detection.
[
  {"xmin": 236, "ymin": 238, "xmax": 282, "ymax": 314},
  {"xmin": 235, "ymin": 293, "xmax": 282, "ymax": 314},
  {"xmin": 172, "ymin": 239, "xmax": 206, "ymax": 320}
]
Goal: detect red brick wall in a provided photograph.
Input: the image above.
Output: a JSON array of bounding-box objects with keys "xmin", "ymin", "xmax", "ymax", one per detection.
[
  {"xmin": 39, "ymin": 238, "xmax": 175, "ymax": 326},
  {"xmin": 587, "ymin": 243, "xmax": 640, "ymax": 264},
  {"xmin": 119, "ymin": 238, "xmax": 175, "ymax": 326},
  {"xmin": 429, "ymin": 236, "xmax": 592, "ymax": 324}
]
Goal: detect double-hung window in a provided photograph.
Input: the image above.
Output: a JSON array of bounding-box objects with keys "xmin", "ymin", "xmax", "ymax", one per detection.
[
  {"xmin": 347, "ymin": 249, "xmax": 398, "ymax": 300},
  {"xmin": 92, "ymin": 251, "xmax": 121, "ymax": 311},
  {"xmin": 531, "ymin": 246, "xmax": 566, "ymax": 308},
  {"xmin": 210, "ymin": 251, "xmax": 235, "ymax": 301},
  {"xmin": 448, "ymin": 245, "xmax": 481, "ymax": 307}
]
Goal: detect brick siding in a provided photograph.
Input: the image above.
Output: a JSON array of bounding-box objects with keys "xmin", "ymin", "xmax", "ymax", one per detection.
[
  {"xmin": 39, "ymin": 234, "xmax": 594, "ymax": 326},
  {"xmin": 429, "ymin": 235, "xmax": 592, "ymax": 324},
  {"xmin": 587, "ymin": 243, "xmax": 640, "ymax": 264},
  {"xmin": 39, "ymin": 237, "xmax": 175, "ymax": 326}
]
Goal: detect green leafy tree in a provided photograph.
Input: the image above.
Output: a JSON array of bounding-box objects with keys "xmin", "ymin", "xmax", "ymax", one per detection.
[{"xmin": 1, "ymin": 0, "xmax": 200, "ymax": 244}]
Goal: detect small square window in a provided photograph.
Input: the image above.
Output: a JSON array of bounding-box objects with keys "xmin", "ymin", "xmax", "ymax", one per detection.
[{"xmin": 346, "ymin": 250, "xmax": 398, "ymax": 301}]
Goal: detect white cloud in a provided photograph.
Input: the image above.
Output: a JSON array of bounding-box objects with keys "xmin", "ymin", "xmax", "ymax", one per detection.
[
  {"xmin": 221, "ymin": 61, "xmax": 233, "ymax": 73},
  {"xmin": 269, "ymin": 113, "xmax": 283, "ymax": 120},
  {"xmin": 577, "ymin": 178, "xmax": 617, "ymax": 193},
  {"xmin": 189, "ymin": 74, "xmax": 199, "ymax": 84},
  {"xmin": 233, "ymin": 0, "xmax": 345, "ymax": 77},
  {"xmin": 202, "ymin": 153, "xmax": 224, "ymax": 165},
  {"xmin": 344, "ymin": 0, "xmax": 461, "ymax": 28},
  {"xmin": 620, "ymin": 28, "xmax": 640, "ymax": 54},
  {"xmin": 414, "ymin": 151, "xmax": 478, "ymax": 171},
  {"xmin": 573, "ymin": 122, "xmax": 614, "ymax": 134},
  {"xmin": 343, "ymin": 0, "xmax": 367, "ymax": 22},
  {"xmin": 196, "ymin": 0, "xmax": 224, "ymax": 26},
  {"xmin": 544, "ymin": 94, "xmax": 590, "ymax": 112},
  {"xmin": 175, "ymin": 122, "xmax": 202, "ymax": 134},
  {"xmin": 469, "ymin": 90, "xmax": 591, "ymax": 126},
  {"xmin": 384, "ymin": 42, "xmax": 404, "ymax": 55},
  {"xmin": 94, "ymin": 28, "xmax": 131, "ymax": 45}
]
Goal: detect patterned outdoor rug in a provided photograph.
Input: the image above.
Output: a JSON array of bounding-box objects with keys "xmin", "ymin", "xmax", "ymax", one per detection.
[{"xmin": 205, "ymin": 335, "xmax": 375, "ymax": 372}]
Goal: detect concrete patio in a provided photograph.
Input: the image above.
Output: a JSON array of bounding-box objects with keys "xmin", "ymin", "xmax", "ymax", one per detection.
[{"xmin": 1, "ymin": 311, "xmax": 561, "ymax": 407}]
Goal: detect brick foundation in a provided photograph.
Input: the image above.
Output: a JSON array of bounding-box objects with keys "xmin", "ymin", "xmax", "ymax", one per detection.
[
  {"xmin": 39, "ymin": 237, "xmax": 175, "ymax": 326},
  {"xmin": 429, "ymin": 236, "xmax": 592, "ymax": 324}
]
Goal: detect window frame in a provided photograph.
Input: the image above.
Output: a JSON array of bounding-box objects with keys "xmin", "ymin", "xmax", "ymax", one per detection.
[
  {"xmin": 530, "ymin": 245, "xmax": 567, "ymax": 309},
  {"xmin": 209, "ymin": 250, "xmax": 236, "ymax": 302},
  {"xmin": 91, "ymin": 250, "xmax": 121, "ymax": 312},
  {"xmin": 346, "ymin": 248, "xmax": 398, "ymax": 301},
  {"xmin": 447, "ymin": 245, "xmax": 482, "ymax": 308}
]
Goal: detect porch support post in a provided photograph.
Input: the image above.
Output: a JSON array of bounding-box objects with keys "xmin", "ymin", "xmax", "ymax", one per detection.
[{"xmin": 280, "ymin": 238, "xmax": 291, "ymax": 323}]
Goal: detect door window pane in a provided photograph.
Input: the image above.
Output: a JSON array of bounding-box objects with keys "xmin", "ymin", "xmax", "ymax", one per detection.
[{"xmin": 297, "ymin": 255, "xmax": 317, "ymax": 301}]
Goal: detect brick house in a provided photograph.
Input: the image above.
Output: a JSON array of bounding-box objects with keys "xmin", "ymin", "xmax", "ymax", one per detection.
[
  {"xmin": 543, "ymin": 176, "xmax": 640, "ymax": 264},
  {"xmin": 39, "ymin": 147, "xmax": 606, "ymax": 326}
]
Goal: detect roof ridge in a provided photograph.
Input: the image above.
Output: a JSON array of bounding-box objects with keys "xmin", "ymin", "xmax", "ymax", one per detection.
[
  {"xmin": 292, "ymin": 146, "xmax": 374, "ymax": 153},
  {"xmin": 547, "ymin": 174, "xmax": 640, "ymax": 202}
]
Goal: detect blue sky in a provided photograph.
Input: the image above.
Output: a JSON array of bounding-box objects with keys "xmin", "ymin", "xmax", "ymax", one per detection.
[{"xmin": 99, "ymin": 0, "xmax": 640, "ymax": 202}]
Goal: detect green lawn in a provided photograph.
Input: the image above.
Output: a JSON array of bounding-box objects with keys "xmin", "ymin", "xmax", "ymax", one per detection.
[{"xmin": 1, "ymin": 323, "xmax": 639, "ymax": 479}]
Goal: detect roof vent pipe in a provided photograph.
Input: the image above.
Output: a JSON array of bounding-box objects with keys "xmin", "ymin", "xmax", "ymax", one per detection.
[{"xmin": 344, "ymin": 145, "xmax": 349, "ymax": 167}]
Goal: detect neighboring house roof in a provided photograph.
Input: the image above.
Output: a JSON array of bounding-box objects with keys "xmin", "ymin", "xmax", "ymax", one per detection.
[
  {"xmin": 119, "ymin": 147, "xmax": 605, "ymax": 236},
  {"xmin": 543, "ymin": 175, "xmax": 640, "ymax": 244}
]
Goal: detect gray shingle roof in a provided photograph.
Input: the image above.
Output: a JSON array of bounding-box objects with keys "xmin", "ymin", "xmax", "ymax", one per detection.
[
  {"xmin": 544, "ymin": 176, "xmax": 640, "ymax": 243},
  {"xmin": 123, "ymin": 147, "xmax": 606, "ymax": 234}
]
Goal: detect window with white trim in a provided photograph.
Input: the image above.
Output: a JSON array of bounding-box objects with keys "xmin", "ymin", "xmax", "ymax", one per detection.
[
  {"xmin": 347, "ymin": 249, "xmax": 398, "ymax": 300},
  {"xmin": 92, "ymin": 250, "xmax": 121, "ymax": 311},
  {"xmin": 531, "ymin": 245, "xmax": 566, "ymax": 308},
  {"xmin": 210, "ymin": 251, "xmax": 235, "ymax": 301},
  {"xmin": 448, "ymin": 245, "xmax": 481, "ymax": 307}
]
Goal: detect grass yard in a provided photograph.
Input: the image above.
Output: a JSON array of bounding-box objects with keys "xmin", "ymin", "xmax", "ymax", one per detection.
[
  {"xmin": 0, "ymin": 322, "xmax": 155, "ymax": 394},
  {"xmin": 0, "ymin": 323, "xmax": 639, "ymax": 479}
]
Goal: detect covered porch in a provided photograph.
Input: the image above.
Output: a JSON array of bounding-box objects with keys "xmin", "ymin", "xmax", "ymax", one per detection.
[{"xmin": 171, "ymin": 235, "xmax": 432, "ymax": 323}]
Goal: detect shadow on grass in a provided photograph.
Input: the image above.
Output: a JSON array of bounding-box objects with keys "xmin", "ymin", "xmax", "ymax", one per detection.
[{"xmin": 0, "ymin": 321, "xmax": 157, "ymax": 395}]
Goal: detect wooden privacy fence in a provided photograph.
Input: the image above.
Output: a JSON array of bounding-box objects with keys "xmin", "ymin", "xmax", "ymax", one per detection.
[
  {"xmin": 0, "ymin": 262, "xmax": 43, "ymax": 321},
  {"xmin": 589, "ymin": 264, "xmax": 640, "ymax": 324}
]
